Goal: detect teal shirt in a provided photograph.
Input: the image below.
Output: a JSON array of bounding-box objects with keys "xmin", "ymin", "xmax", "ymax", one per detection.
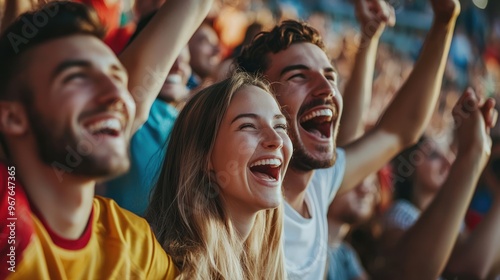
[{"xmin": 104, "ymin": 99, "xmax": 178, "ymax": 216}]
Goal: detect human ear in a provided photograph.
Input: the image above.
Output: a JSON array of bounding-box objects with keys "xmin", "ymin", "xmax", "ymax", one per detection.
[{"xmin": 0, "ymin": 101, "xmax": 29, "ymax": 136}]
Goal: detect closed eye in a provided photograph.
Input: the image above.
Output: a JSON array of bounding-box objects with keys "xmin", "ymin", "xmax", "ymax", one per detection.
[
  {"xmin": 287, "ymin": 73, "xmax": 306, "ymax": 81},
  {"xmin": 274, "ymin": 123, "xmax": 287, "ymax": 131},
  {"xmin": 63, "ymin": 72, "xmax": 87, "ymax": 84},
  {"xmin": 325, "ymin": 72, "xmax": 337, "ymax": 82},
  {"xmin": 239, "ymin": 123, "xmax": 257, "ymax": 130}
]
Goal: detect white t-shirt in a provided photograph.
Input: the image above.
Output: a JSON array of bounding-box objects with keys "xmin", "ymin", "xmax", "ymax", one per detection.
[{"xmin": 284, "ymin": 148, "xmax": 346, "ymax": 280}]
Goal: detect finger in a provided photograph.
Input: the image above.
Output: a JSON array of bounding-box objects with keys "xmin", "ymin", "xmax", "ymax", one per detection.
[
  {"xmin": 454, "ymin": 88, "xmax": 477, "ymax": 126},
  {"xmin": 463, "ymin": 89, "xmax": 479, "ymax": 113},
  {"xmin": 387, "ymin": 5, "xmax": 396, "ymax": 26},
  {"xmin": 453, "ymin": 87, "xmax": 472, "ymax": 115},
  {"xmin": 481, "ymin": 98, "xmax": 496, "ymax": 127},
  {"xmin": 377, "ymin": 0, "xmax": 390, "ymax": 23},
  {"xmin": 490, "ymin": 108, "xmax": 498, "ymax": 129}
]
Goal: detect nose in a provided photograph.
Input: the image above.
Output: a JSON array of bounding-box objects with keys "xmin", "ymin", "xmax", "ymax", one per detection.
[
  {"xmin": 261, "ymin": 127, "xmax": 284, "ymax": 150},
  {"xmin": 96, "ymin": 72, "xmax": 128, "ymax": 107},
  {"xmin": 311, "ymin": 73, "xmax": 336, "ymax": 98}
]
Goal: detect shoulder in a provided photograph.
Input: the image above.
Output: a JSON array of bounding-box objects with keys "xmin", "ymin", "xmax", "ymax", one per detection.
[
  {"xmin": 310, "ymin": 148, "xmax": 346, "ymax": 203},
  {"xmin": 93, "ymin": 196, "xmax": 152, "ymax": 234},
  {"xmin": 93, "ymin": 196, "xmax": 178, "ymax": 279}
]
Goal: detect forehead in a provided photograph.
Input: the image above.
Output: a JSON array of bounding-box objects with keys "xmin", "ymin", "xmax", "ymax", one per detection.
[
  {"xmin": 26, "ymin": 34, "xmax": 121, "ymax": 75},
  {"xmin": 264, "ymin": 42, "xmax": 333, "ymax": 79},
  {"xmin": 226, "ymin": 85, "xmax": 280, "ymax": 117},
  {"xmin": 192, "ymin": 25, "xmax": 218, "ymax": 42}
]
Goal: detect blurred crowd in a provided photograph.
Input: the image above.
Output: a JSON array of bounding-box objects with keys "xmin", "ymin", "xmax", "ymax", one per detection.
[{"xmin": 1, "ymin": 0, "xmax": 499, "ymax": 279}]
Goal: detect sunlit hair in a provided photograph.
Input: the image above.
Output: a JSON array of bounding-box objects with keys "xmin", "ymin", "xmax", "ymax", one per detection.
[
  {"xmin": 145, "ymin": 71, "xmax": 286, "ymax": 280},
  {"xmin": 235, "ymin": 20, "xmax": 326, "ymax": 75}
]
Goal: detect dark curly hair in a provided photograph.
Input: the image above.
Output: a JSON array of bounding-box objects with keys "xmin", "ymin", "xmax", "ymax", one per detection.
[{"xmin": 235, "ymin": 20, "xmax": 326, "ymax": 75}]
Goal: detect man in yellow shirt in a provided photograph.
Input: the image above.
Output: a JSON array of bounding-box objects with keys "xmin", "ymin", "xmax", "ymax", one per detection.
[{"xmin": 0, "ymin": 0, "xmax": 212, "ymax": 278}]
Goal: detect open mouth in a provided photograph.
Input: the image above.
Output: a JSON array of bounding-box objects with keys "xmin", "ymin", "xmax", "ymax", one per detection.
[
  {"xmin": 299, "ymin": 108, "xmax": 335, "ymax": 139},
  {"xmin": 165, "ymin": 74, "xmax": 183, "ymax": 85},
  {"xmin": 249, "ymin": 158, "xmax": 282, "ymax": 181},
  {"xmin": 84, "ymin": 118, "xmax": 123, "ymax": 137}
]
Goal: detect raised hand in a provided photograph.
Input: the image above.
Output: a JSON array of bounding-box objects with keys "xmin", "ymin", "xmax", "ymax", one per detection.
[
  {"xmin": 355, "ymin": 0, "xmax": 395, "ymax": 40},
  {"xmin": 452, "ymin": 88, "xmax": 498, "ymax": 166},
  {"xmin": 430, "ymin": 0, "xmax": 460, "ymax": 24}
]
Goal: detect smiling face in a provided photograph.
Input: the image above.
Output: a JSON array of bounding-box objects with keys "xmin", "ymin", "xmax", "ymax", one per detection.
[
  {"xmin": 188, "ymin": 24, "xmax": 222, "ymax": 80},
  {"xmin": 211, "ymin": 85, "xmax": 292, "ymax": 213},
  {"xmin": 159, "ymin": 46, "xmax": 191, "ymax": 104},
  {"xmin": 264, "ymin": 43, "xmax": 342, "ymax": 171},
  {"xmin": 21, "ymin": 35, "xmax": 135, "ymax": 179}
]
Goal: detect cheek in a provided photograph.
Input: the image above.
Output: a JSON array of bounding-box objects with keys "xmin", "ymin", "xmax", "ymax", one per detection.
[
  {"xmin": 282, "ymin": 135, "xmax": 293, "ymax": 160},
  {"xmin": 234, "ymin": 138, "xmax": 259, "ymax": 158}
]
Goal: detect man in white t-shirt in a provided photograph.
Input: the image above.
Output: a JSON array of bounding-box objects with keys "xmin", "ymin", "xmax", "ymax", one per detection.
[{"xmin": 236, "ymin": 0, "xmax": 460, "ymax": 278}]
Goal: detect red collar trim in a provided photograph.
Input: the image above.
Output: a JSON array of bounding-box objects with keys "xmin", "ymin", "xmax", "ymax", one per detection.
[{"xmin": 31, "ymin": 204, "xmax": 94, "ymax": 250}]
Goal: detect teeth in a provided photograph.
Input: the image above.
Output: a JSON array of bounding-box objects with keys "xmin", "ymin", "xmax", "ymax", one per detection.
[
  {"xmin": 300, "ymin": 109, "xmax": 333, "ymax": 123},
  {"xmin": 250, "ymin": 158, "xmax": 282, "ymax": 168},
  {"xmin": 165, "ymin": 74, "xmax": 182, "ymax": 84},
  {"xmin": 86, "ymin": 119, "xmax": 122, "ymax": 134}
]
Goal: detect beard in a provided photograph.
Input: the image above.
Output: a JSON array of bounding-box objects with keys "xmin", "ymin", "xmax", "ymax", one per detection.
[
  {"xmin": 26, "ymin": 102, "xmax": 130, "ymax": 180},
  {"xmin": 288, "ymin": 126, "xmax": 337, "ymax": 171}
]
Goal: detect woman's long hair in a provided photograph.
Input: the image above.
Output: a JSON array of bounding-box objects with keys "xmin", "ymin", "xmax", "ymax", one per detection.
[{"xmin": 145, "ymin": 71, "xmax": 286, "ymax": 280}]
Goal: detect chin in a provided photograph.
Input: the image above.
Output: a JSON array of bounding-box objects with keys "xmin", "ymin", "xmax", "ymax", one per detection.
[{"xmin": 77, "ymin": 154, "xmax": 131, "ymax": 179}]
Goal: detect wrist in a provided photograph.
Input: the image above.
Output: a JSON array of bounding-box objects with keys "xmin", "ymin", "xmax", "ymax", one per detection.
[{"xmin": 457, "ymin": 144, "xmax": 489, "ymax": 167}]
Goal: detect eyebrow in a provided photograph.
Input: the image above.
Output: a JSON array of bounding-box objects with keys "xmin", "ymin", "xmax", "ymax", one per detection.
[
  {"xmin": 51, "ymin": 60, "xmax": 92, "ymax": 81},
  {"xmin": 51, "ymin": 60, "xmax": 127, "ymax": 82},
  {"xmin": 279, "ymin": 64, "xmax": 309, "ymax": 77},
  {"xmin": 279, "ymin": 64, "xmax": 337, "ymax": 77},
  {"xmin": 231, "ymin": 113, "xmax": 286, "ymax": 124}
]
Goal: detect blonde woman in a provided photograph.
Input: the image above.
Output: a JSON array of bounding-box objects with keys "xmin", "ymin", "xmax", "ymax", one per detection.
[{"xmin": 146, "ymin": 71, "xmax": 292, "ymax": 279}]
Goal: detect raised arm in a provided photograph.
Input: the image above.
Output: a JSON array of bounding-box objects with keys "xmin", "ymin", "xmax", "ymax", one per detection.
[
  {"xmin": 444, "ymin": 152, "xmax": 500, "ymax": 279},
  {"xmin": 338, "ymin": 0, "xmax": 394, "ymax": 146},
  {"xmin": 119, "ymin": 0, "xmax": 213, "ymax": 133},
  {"xmin": 340, "ymin": 0, "xmax": 460, "ymax": 193},
  {"xmin": 375, "ymin": 89, "xmax": 497, "ymax": 280}
]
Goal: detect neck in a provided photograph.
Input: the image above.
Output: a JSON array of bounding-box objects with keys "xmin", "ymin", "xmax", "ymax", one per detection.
[
  {"xmin": 328, "ymin": 219, "xmax": 350, "ymax": 246},
  {"xmin": 225, "ymin": 201, "xmax": 257, "ymax": 241},
  {"xmin": 13, "ymin": 153, "xmax": 95, "ymax": 240},
  {"xmin": 229, "ymin": 211, "xmax": 257, "ymax": 242},
  {"xmin": 283, "ymin": 167, "xmax": 315, "ymax": 217}
]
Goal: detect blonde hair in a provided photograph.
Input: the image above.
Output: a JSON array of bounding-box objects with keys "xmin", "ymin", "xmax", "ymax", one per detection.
[{"xmin": 145, "ymin": 71, "xmax": 286, "ymax": 280}]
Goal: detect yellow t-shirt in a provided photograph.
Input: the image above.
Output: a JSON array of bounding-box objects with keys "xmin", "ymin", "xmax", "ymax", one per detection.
[{"xmin": 3, "ymin": 194, "xmax": 177, "ymax": 280}]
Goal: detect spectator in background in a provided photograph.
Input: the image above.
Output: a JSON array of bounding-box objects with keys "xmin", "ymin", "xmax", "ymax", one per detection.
[
  {"xmin": 187, "ymin": 22, "xmax": 222, "ymax": 89},
  {"xmin": 379, "ymin": 90, "xmax": 499, "ymax": 279},
  {"xmin": 146, "ymin": 72, "xmax": 291, "ymax": 279},
  {"xmin": 327, "ymin": 172, "xmax": 380, "ymax": 280},
  {"xmin": 103, "ymin": 11, "xmax": 192, "ymax": 216}
]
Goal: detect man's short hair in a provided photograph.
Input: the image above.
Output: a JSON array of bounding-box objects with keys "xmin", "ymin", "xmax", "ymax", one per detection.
[
  {"xmin": 235, "ymin": 20, "xmax": 326, "ymax": 76},
  {"xmin": 0, "ymin": 1, "xmax": 105, "ymax": 100}
]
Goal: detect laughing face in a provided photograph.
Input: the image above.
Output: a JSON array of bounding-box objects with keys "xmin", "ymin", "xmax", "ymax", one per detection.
[
  {"xmin": 24, "ymin": 35, "xmax": 135, "ymax": 179},
  {"xmin": 159, "ymin": 46, "xmax": 191, "ymax": 104},
  {"xmin": 264, "ymin": 43, "xmax": 342, "ymax": 171},
  {"xmin": 211, "ymin": 85, "xmax": 292, "ymax": 213}
]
